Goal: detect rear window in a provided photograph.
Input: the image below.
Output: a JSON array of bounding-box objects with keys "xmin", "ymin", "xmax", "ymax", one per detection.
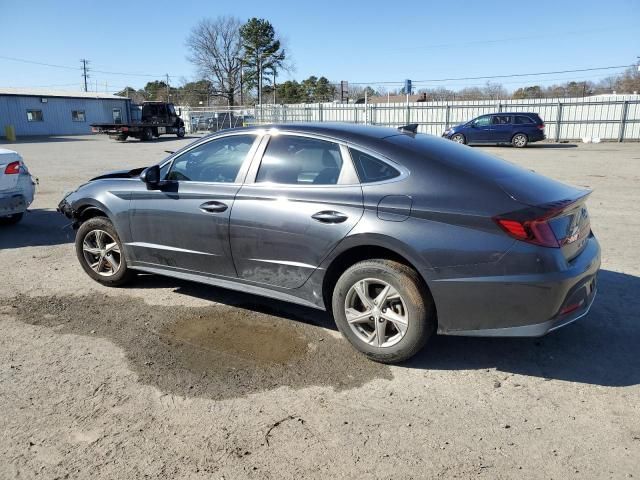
[
  {"xmin": 350, "ymin": 148, "xmax": 400, "ymax": 183},
  {"xmin": 386, "ymin": 133, "xmax": 530, "ymax": 180}
]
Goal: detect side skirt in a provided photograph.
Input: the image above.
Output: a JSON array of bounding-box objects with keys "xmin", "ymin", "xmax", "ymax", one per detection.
[{"xmin": 129, "ymin": 263, "xmax": 325, "ymax": 311}]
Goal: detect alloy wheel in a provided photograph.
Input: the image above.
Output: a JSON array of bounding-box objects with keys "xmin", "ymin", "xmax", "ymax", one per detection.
[
  {"xmin": 81, "ymin": 229, "xmax": 121, "ymax": 277},
  {"xmin": 513, "ymin": 134, "xmax": 527, "ymax": 147},
  {"xmin": 344, "ymin": 278, "xmax": 409, "ymax": 348}
]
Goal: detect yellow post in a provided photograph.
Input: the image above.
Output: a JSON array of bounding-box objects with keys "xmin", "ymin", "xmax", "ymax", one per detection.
[{"xmin": 4, "ymin": 125, "xmax": 16, "ymax": 142}]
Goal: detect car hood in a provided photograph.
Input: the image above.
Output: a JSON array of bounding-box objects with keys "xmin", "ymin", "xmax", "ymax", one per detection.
[{"xmin": 90, "ymin": 166, "xmax": 146, "ymax": 181}]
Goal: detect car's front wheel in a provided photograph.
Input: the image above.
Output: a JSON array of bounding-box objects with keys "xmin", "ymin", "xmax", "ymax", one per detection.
[
  {"xmin": 177, "ymin": 126, "xmax": 185, "ymax": 138},
  {"xmin": 451, "ymin": 133, "xmax": 466, "ymax": 144},
  {"xmin": 332, "ymin": 259, "xmax": 435, "ymax": 363},
  {"xmin": 75, "ymin": 217, "xmax": 135, "ymax": 286}
]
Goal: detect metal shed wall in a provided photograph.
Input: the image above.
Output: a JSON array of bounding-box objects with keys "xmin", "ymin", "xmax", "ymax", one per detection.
[{"xmin": 0, "ymin": 95, "xmax": 130, "ymax": 136}]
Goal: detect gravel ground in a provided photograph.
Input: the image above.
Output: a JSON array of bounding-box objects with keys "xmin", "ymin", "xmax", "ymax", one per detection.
[{"xmin": 1, "ymin": 134, "xmax": 639, "ymax": 479}]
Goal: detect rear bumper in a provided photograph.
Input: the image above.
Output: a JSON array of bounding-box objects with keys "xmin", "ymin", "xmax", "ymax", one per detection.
[
  {"xmin": 446, "ymin": 281, "xmax": 597, "ymax": 337},
  {"xmin": 0, "ymin": 192, "xmax": 28, "ymax": 216},
  {"xmin": 434, "ymin": 235, "xmax": 601, "ymax": 337}
]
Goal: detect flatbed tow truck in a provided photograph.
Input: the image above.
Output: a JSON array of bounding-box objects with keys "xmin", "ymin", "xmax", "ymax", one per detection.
[{"xmin": 91, "ymin": 101, "xmax": 185, "ymax": 141}]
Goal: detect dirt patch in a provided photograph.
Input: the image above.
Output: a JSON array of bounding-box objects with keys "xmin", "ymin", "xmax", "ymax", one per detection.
[{"xmin": 3, "ymin": 294, "xmax": 392, "ymax": 400}]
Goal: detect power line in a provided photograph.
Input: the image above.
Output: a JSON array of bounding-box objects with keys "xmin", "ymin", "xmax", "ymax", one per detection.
[
  {"xmin": 348, "ymin": 64, "xmax": 635, "ymax": 85},
  {"xmin": 0, "ymin": 55, "xmax": 177, "ymax": 78}
]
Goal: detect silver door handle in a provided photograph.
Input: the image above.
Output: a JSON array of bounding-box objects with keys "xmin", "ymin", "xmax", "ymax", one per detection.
[
  {"xmin": 199, "ymin": 201, "xmax": 228, "ymax": 213},
  {"xmin": 311, "ymin": 210, "xmax": 348, "ymax": 224}
]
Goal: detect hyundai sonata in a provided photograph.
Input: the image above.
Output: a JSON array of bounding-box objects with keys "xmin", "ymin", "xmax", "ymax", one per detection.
[{"xmin": 58, "ymin": 123, "xmax": 599, "ymax": 363}]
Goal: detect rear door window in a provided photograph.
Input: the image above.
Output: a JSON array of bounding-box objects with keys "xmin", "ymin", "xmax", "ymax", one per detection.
[
  {"xmin": 256, "ymin": 135, "xmax": 343, "ymax": 185},
  {"xmin": 350, "ymin": 148, "xmax": 400, "ymax": 183},
  {"xmin": 491, "ymin": 115, "xmax": 512, "ymax": 125}
]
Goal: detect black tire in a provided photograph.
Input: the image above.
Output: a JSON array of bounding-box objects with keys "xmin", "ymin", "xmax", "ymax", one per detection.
[
  {"xmin": 331, "ymin": 259, "xmax": 435, "ymax": 363},
  {"xmin": 0, "ymin": 212, "xmax": 24, "ymax": 225},
  {"xmin": 141, "ymin": 128, "xmax": 153, "ymax": 141},
  {"xmin": 451, "ymin": 133, "xmax": 466, "ymax": 144},
  {"xmin": 512, "ymin": 133, "xmax": 528, "ymax": 148},
  {"xmin": 177, "ymin": 126, "xmax": 185, "ymax": 138},
  {"xmin": 116, "ymin": 134, "xmax": 128, "ymax": 142},
  {"xmin": 75, "ymin": 217, "xmax": 135, "ymax": 287}
]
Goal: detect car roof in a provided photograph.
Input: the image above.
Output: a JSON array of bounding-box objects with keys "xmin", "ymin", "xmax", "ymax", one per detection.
[
  {"xmin": 492, "ymin": 112, "xmax": 541, "ymax": 116},
  {"xmin": 238, "ymin": 122, "xmax": 405, "ymax": 143}
]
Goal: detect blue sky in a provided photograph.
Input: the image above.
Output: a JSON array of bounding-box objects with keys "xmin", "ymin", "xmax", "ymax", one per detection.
[{"xmin": 0, "ymin": 0, "xmax": 638, "ymax": 93}]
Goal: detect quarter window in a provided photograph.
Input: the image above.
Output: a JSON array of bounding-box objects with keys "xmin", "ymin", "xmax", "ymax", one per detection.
[
  {"xmin": 256, "ymin": 136, "xmax": 343, "ymax": 185},
  {"xmin": 167, "ymin": 134, "xmax": 255, "ymax": 183},
  {"xmin": 72, "ymin": 110, "xmax": 86, "ymax": 122},
  {"xmin": 350, "ymin": 148, "xmax": 400, "ymax": 183},
  {"xmin": 514, "ymin": 115, "xmax": 534, "ymax": 124},
  {"xmin": 26, "ymin": 110, "xmax": 43, "ymax": 122}
]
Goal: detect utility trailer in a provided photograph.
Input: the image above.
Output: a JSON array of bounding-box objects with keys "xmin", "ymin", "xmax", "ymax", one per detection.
[{"xmin": 91, "ymin": 101, "xmax": 185, "ymax": 141}]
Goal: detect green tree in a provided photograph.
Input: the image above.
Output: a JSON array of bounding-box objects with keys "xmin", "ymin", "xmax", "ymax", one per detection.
[
  {"xmin": 239, "ymin": 18, "xmax": 286, "ymax": 98},
  {"xmin": 177, "ymin": 80, "xmax": 214, "ymax": 107},
  {"xmin": 142, "ymin": 81, "xmax": 178, "ymax": 101},
  {"xmin": 275, "ymin": 80, "xmax": 305, "ymax": 104},
  {"xmin": 315, "ymin": 77, "xmax": 336, "ymax": 102},
  {"xmin": 512, "ymin": 85, "xmax": 543, "ymax": 99}
]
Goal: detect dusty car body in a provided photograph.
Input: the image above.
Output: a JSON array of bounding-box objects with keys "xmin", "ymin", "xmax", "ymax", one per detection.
[
  {"xmin": 59, "ymin": 123, "xmax": 600, "ymax": 362},
  {"xmin": 0, "ymin": 148, "xmax": 36, "ymax": 224}
]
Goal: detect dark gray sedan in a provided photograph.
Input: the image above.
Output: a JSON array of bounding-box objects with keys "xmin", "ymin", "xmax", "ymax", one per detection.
[{"xmin": 58, "ymin": 123, "xmax": 600, "ymax": 363}]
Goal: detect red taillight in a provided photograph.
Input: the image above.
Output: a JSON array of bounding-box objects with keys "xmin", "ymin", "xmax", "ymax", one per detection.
[
  {"xmin": 4, "ymin": 161, "xmax": 20, "ymax": 175},
  {"xmin": 537, "ymin": 124, "xmax": 545, "ymax": 130},
  {"xmin": 559, "ymin": 299, "xmax": 585, "ymax": 316},
  {"xmin": 495, "ymin": 216, "xmax": 559, "ymax": 248}
]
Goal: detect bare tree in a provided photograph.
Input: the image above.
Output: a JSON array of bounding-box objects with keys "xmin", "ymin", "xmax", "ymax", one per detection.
[{"xmin": 186, "ymin": 16, "xmax": 242, "ymax": 106}]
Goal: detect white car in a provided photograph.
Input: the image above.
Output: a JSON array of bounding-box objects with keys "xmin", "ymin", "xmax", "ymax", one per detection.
[{"xmin": 0, "ymin": 148, "xmax": 36, "ymax": 224}]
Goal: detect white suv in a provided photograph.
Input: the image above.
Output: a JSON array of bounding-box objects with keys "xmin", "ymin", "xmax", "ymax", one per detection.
[{"xmin": 0, "ymin": 149, "xmax": 36, "ymax": 224}]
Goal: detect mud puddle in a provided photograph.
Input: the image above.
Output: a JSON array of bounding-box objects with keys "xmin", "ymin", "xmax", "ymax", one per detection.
[{"xmin": 3, "ymin": 294, "xmax": 392, "ymax": 399}]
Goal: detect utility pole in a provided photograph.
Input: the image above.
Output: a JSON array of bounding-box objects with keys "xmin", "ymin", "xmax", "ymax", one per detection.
[
  {"xmin": 258, "ymin": 55, "xmax": 262, "ymax": 106},
  {"xmin": 273, "ymin": 70, "xmax": 276, "ymax": 104},
  {"xmin": 165, "ymin": 74, "xmax": 170, "ymax": 101},
  {"xmin": 80, "ymin": 59, "xmax": 89, "ymax": 92}
]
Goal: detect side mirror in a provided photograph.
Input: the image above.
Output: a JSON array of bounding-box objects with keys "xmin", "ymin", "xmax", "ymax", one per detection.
[
  {"xmin": 140, "ymin": 165, "xmax": 161, "ymax": 189},
  {"xmin": 177, "ymin": 108, "xmax": 182, "ymax": 116}
]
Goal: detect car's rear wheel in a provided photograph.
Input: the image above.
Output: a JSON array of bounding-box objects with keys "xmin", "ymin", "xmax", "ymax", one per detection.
[
  {"xmin": 451, "ymin": 133, "xmax": 466, "ymax": 144},
  {"xmin": 1, "ymin": 212, "xmax": 24, "ymax": 225},
  {"xmin": 512, "ymin": 133, "xmax": 528, "ymax": 148},
  {"xmin": 332, "ymin": 259, "xmax": 435, "ymax": 363},
  {"xmin": 75, "ymin": 217, "xmax": 135, "ymax": 286}
]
